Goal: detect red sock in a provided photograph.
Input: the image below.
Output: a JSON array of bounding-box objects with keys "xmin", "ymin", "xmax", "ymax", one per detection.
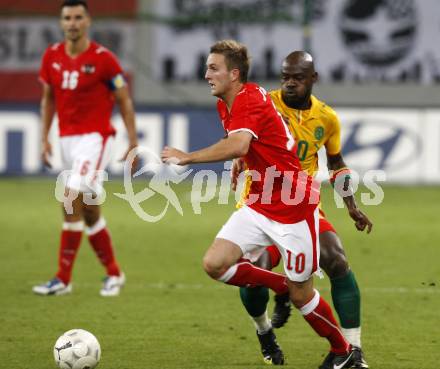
[
  {"xmin": 87, "ymin": 219, "xmax": 120, "ymax": 276},
  {"xmin": 301, "ymin": 292, "xmax": 350, "ymax": 355},
  {"xmin": 56, "ymin": 229, "xmax": 83, "ymax": 284},
  {"xmin": 220, "ymin": 261, "xmax": 288, "ymax": 295}
]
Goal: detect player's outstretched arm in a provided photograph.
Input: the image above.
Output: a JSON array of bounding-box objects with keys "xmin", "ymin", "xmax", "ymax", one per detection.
[
  {"xmin": 114, "ymin": 85, "xmax": 139, "ymax": 173},
  {"xmin": 40, "ymin": 83, "xmax": 55, "ymax": 168},
  {"xmin": 161, "ymin": 131, "xmax": 252, "ymax": 165},
  {"xmin": 327, "ymin": 152, "xmax": 373, "ymax": 234}
]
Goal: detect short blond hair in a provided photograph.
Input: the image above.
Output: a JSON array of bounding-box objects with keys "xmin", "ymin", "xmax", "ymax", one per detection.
[{"xmin": 210, "ymin": 40, "xmax": 250, "ymax": 82}]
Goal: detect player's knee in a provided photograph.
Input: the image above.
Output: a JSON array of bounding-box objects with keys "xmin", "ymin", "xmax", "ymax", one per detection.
[
  {"xmin": 290, "ymin": 296, "xmax": 304, "ymax": 309},
  {"xmin": 202, "ymin": 255, "xmax": 225, "ymax": 280},
  {"xmin": 319, "ymin": 233, "xmax": 350, "ymax": 279},
  {"xmin": 83, "ymin": 206, "xmax": 100, "ymax": 227},
  {"xmin": 322, "ymin": 252, "xmax": 349, "ymax": 279},
  {"xmin": 83, "ymin": 212, "xmax": 94, "ymax": 227},
  {"xmin": 289, "ymin": 289, "xmax": 308, "ymax": 309}
]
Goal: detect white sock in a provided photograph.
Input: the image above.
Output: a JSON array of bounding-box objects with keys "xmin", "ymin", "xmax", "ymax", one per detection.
[
  {"xmin": 252, "ymin": 311, "xmax": 272, "ymax": 334},
  {"xmin": 62, "ymin": 221, "xmax": 84, "ymax": 231},
  {"xmin": 341, "ymin": 327, "xmax": 361, "ymax": 347}
]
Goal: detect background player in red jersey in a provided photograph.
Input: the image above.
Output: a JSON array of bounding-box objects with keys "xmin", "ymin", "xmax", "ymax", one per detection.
[
  {"xmin": 32, "ymin": 0, "xmax": 138, "ymax": 297},
  {"xmin": 161, "ymin": 40, "xmax": 355, "ymax": 369}
]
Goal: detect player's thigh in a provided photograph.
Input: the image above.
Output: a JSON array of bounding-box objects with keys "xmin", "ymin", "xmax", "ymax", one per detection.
[
  {"xmin": 203, "ymin": 238, "xmax": 244, "ymax": 275},
  {"xmin": 267, "ymin": 208, "xmax": 320, "ymax": 282},
  {"xmin": 212, "ymin": 206, "xmax": 272, "ymax": 265},
  {"xmin": 287, "ymin": 277, "xmax": 315, "ymax": 308},
  {"xmin": 61, "ymin": 194, "xmax": 84, "ymax": 221},
  {"xmin": 82, "ymin": 202, "xmax": 101, "ymax": 226},
  {"xmin": 319, "ymin": 230, "xmax": 349, "ymax": 278}
]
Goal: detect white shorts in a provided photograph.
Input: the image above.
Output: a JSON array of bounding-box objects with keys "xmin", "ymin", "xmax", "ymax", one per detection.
[
  {"xmin": 216, "ymin": 206, "xmax": 320, "ymax": 282},
  {"xmin": 60, "ymin": 133, "xmax": 114, "ymax": 195}
]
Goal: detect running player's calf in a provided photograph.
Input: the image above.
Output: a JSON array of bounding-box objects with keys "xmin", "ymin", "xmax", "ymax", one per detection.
[{"xmin": 320, "ymin": 231, "xmax": 368, "ymax": 368}]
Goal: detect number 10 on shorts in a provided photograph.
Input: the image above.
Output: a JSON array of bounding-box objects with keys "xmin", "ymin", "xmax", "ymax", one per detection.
[{"xmin": 286, "ymin": 250, "xmax": 306, "ymax": 273}]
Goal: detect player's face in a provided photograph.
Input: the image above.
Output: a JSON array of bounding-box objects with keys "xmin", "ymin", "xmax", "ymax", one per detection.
[
  {"xmin": 280, "ymin": 61, "xmax": 317, "ymax": 107},
  {"xmin": 205, "ymin": 53, "xmax": 234, "ymax": 97},
  {"xmin": 60, "ymin": 5, "xmax": 91, "ymax": 43}
]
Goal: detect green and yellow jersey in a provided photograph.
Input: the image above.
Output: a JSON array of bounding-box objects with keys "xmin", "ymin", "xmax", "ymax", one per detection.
[
  {"xmin": 238, "ymin": 90, "xmax": 342, "ymax": 207},
  {"xmin": 269, "ymin": 90, "xmax": 341, "ymax": 176}
]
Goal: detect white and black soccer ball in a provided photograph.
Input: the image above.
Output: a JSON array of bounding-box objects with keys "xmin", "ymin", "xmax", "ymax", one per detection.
[{"xmin": 53, "ymin": 329, "xmax": 101, "ymax": 369}]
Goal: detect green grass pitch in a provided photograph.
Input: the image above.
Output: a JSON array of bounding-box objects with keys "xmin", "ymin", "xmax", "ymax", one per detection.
[{"xmin": 0, "ymin": 178, "xmax": 439, "ymax": 369}]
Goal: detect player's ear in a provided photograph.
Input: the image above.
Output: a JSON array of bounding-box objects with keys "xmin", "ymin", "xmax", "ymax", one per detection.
[
  {"xmin": 230, "ymin": 68, "xmax": 241, "ymax": 82},
  {"xmin": 312, "ymin": 71, "xmax": 318, "ymax": 84}
]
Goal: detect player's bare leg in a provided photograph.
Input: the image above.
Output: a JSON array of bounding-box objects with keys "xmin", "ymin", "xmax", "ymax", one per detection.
[
  {"xmin": 63, "ymin": 188, "xmax": 83, "ymax": 222},
  {"xmin": 287, "ymin": 278, "xmax": 355, "ymax": 369},
  {"xmin": 244, "ymin": 232, "xmax": 367, "ymax": 367},
  {"xmin": 320, "ymin": 231, "xmax": 367, "ymax": 368},
  {"xmin": 203, "ymin": 238, "xmax": 288, "ymax": 295},
  {"xmin": 287, "ymin": 277, "xmax": 315, "ymax": 308},
  {"xmin": 203, "ymin": 238, "xmax": 243, "ymax": 279},
  {"xmin": 82, "ymin": 202, "xmax": 100, "ymax": 226},
  {"xmin": 83, "ymin": 202, "xmax": 124, "ymax": 297},
  {"xmin": 32, "ymin": 188, "xmax": 84, "ymax": 295},
  {"xmin": 204, "ymin": 239, "xmax": 286, "ymax": 365}
]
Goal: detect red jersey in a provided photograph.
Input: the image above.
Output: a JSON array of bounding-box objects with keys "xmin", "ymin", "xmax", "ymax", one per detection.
[
  {"xmin": 217, "ymin": 83, "xmax": 319, "ymax": 224},
  {"xmin": 39, "ymin": 41, "xmax": 124, "ymax": 137}
]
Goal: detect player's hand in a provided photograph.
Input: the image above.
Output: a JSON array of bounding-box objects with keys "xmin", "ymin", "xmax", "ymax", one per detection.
[
  {"xmin": 231, "ymin": 158, "xmax": 245, "ymax": 191},
  {"xmin": 120, "ymin": 143, "xmax": 139, "ymax": 175},
  {"xmin": 41, "ymin": 140, "xmax": 52, "ymax": 168},
  {"xmin": 161, "ymin": 146, "xmax": 190, "ymax": 166},
  {"xmin": 348, "ymin": 207, "xmax": 373, "ymax": 234}
]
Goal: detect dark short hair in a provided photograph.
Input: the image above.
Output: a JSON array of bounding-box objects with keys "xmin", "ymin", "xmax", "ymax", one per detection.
[
  {"xmin": 61, "ymin": 0, "xmax": 89, "ymax": 11},
  {"xmin": 210, "ymin": 40, "xmax": 250, "ymax": 83}
]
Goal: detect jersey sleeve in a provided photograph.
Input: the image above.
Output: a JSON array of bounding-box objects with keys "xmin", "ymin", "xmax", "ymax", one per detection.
[
  {"xmin": 325, "ymin": 113, "xmax": 342, "ymax": 155},
  {"xmin": 101, "ymin": 50, "xmax": 125, "ymax": 90},
  {"xmin": 39, "ymin": 48, "xmax": 52, "ymax": 85},
  {"xmin": 227, "ymin": 91, "xmax": 264, "ymax": 139}
]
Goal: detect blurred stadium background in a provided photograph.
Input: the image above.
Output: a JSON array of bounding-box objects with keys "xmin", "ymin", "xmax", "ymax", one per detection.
[
  {"xmin": 1, "ymin": 1, "xmax": 439, "ymax": 369},
  {"xmin": 2, "ymin": 0, "xmax": 440, "ymax": 179}
]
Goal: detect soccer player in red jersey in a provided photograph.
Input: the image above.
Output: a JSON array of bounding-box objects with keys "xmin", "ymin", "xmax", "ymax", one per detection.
[
  {"xmin": 235, "ymin": 51, "xmax": 372, "ymax": 368},
  {"xmin": 161, "ymin": 40, "xmax": 355, "ymax": 369},
  {"xmin": 32, "ymin": 0, "xmax": 138, "ymax": 297}
]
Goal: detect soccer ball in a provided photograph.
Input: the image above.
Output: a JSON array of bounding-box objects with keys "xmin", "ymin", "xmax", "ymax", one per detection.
[{"xmin": 53, "ymin": 329, "xmax": 101, "ymax": 369}]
